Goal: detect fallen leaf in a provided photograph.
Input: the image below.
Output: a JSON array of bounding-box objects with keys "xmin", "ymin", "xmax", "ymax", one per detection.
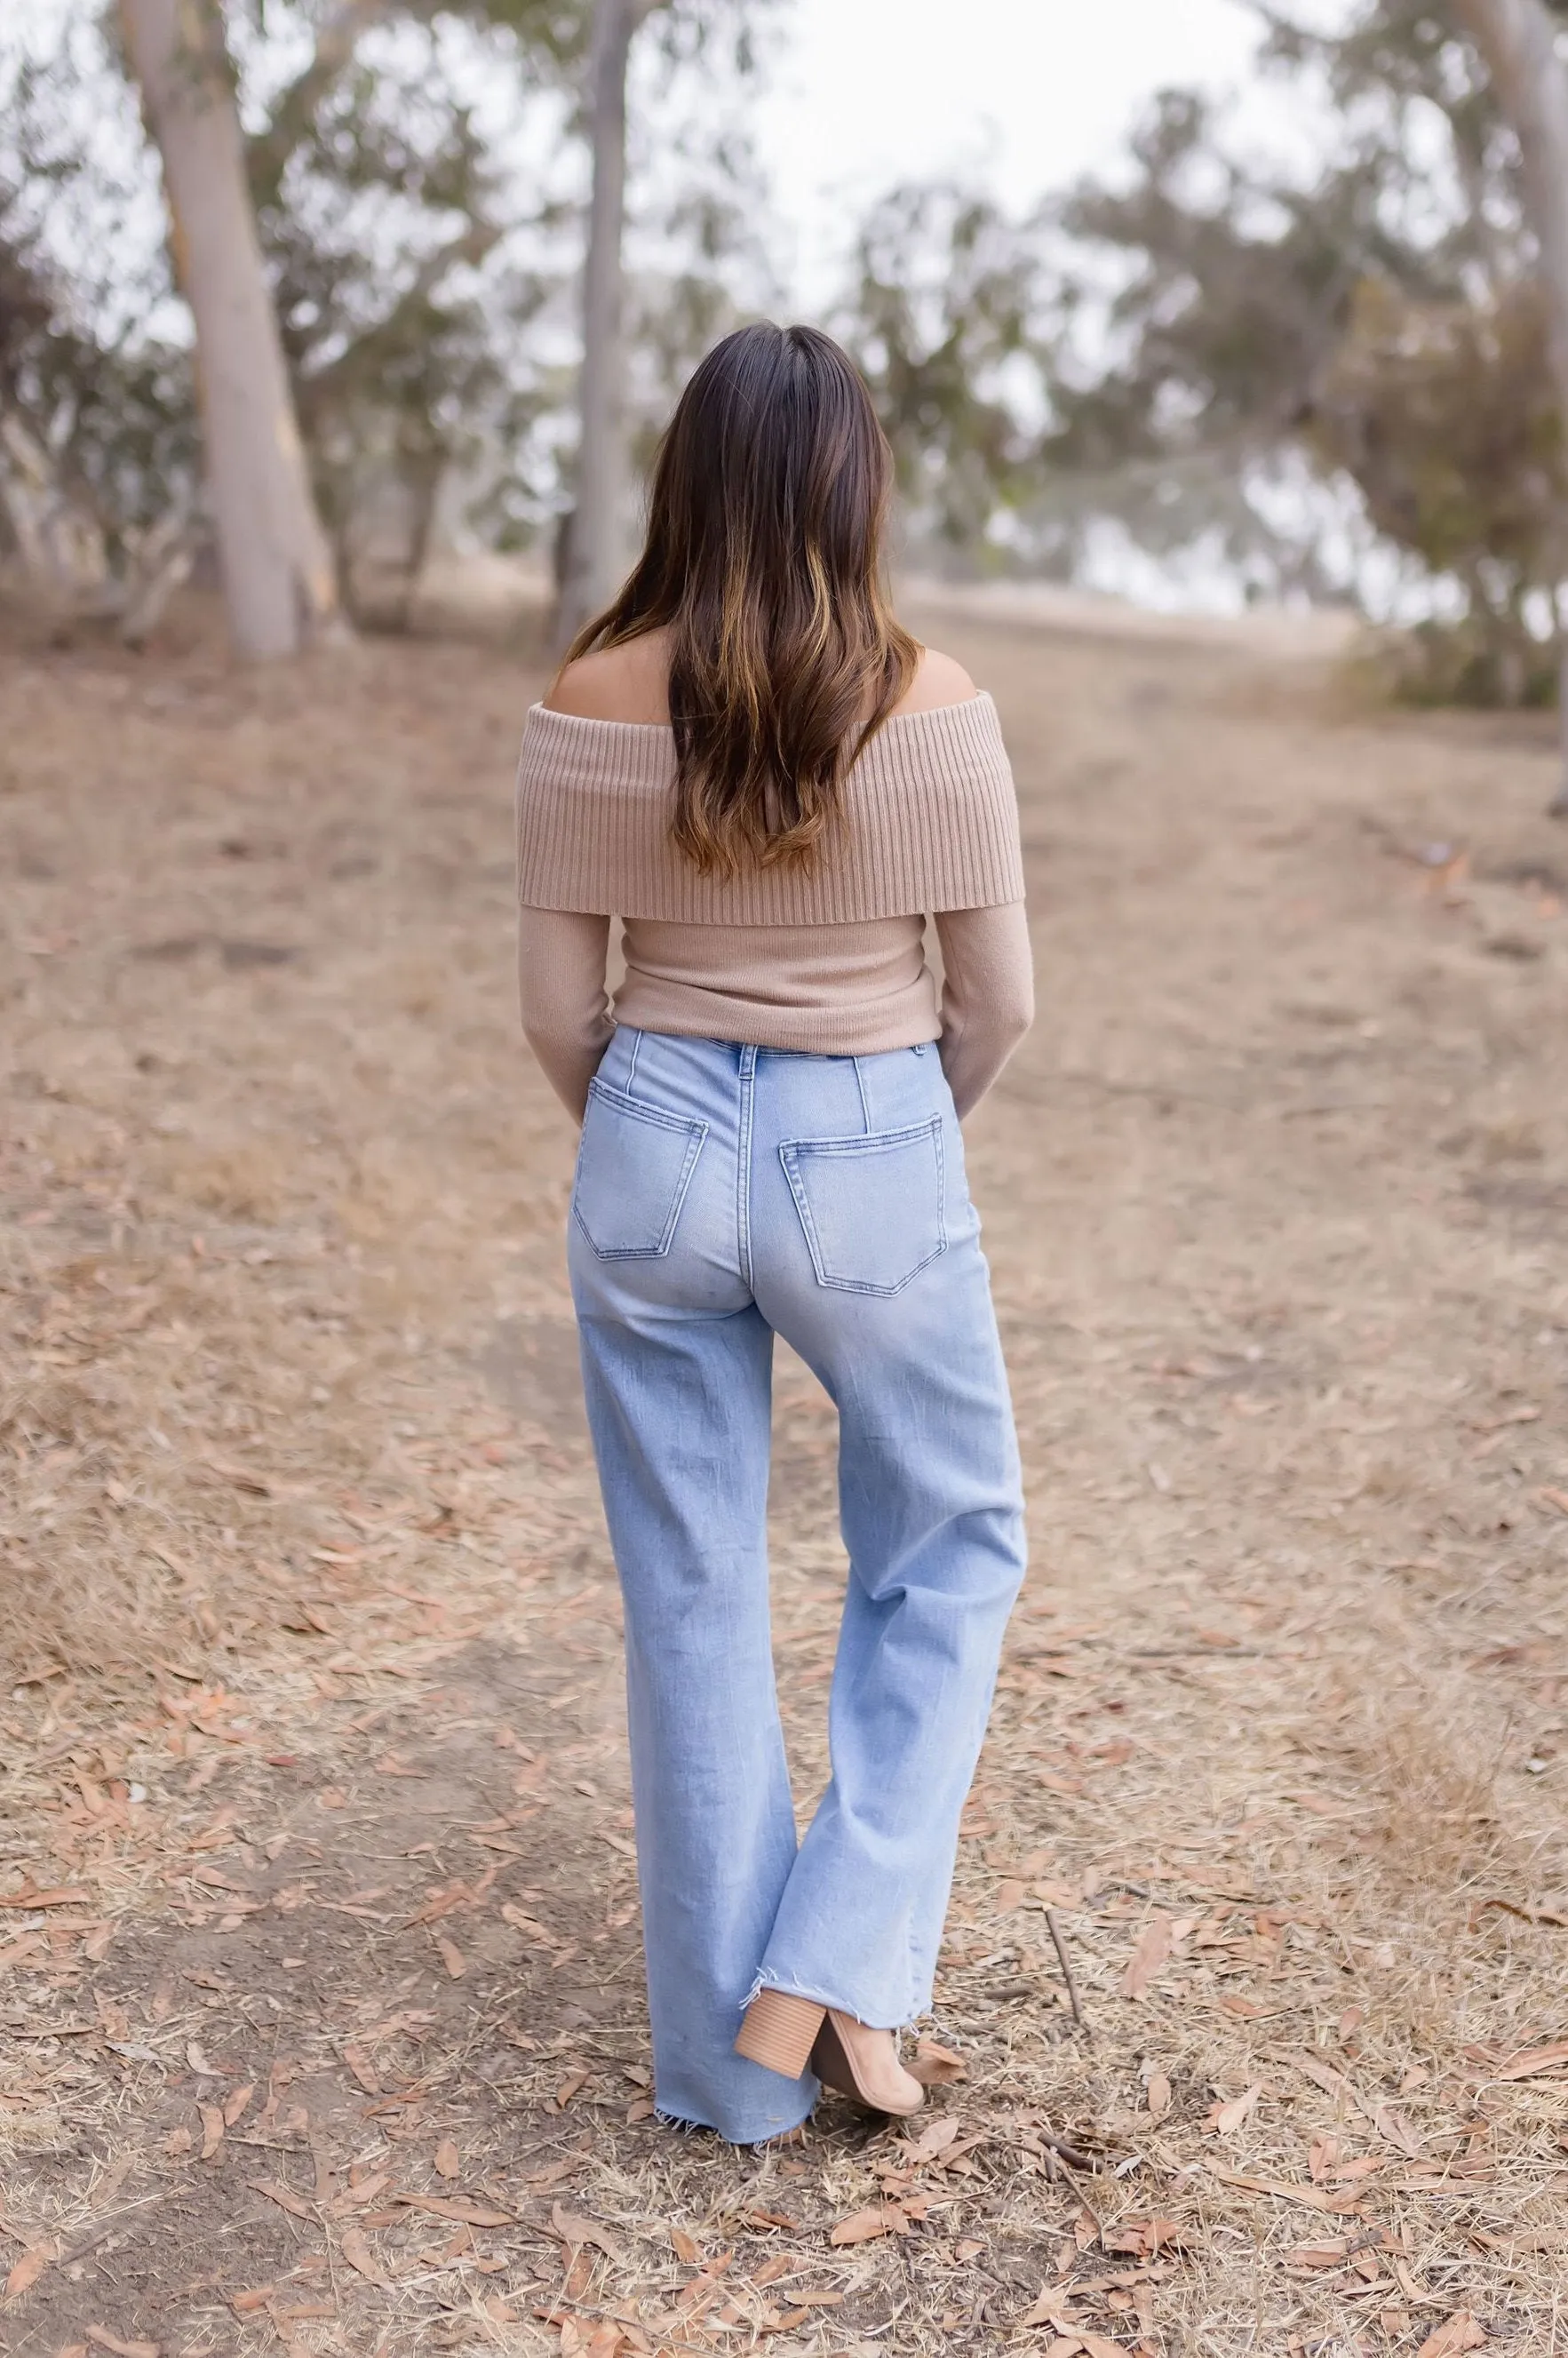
[
  {"xmin": 1212, "ymin": 2084, "xmax": 1262, "ymax": 2137},
  {"xmin": 1122, "ymin": 1913, "xmax": 1173, "ymax": 1998},
  {"xmin": 1210, "ymin": 2168, "xmax": 1364, "ymax": 2216},
  {"xmin": 670, "ymin": 2227, "xmax": 701, "ymax": 2264},
  {"xmin": 1290, "ymin": 2241, "xmax": 1349, "ymax": 2270},
  {"xmin": 1018, "ymin": 2286, "xmax": 1074, "ymax": 2327},
  {"xmin": 1285, "ymin": 2051, "xmax": 1424, "ymax": 2157},
  {"xmin": 0, "ymin": 1885, "xmax": 92, "ymax": 1908},
  {"xmin": 434, "ymin": 1936, "xmax": 466, "ymax": 1980},
  {"xmin": 904, "ymin": 2115, "xmax": 961, "ymax": 2162},
  {"xmin": 248, "ymin": 2178, "xmax": 312, "ymax": 2221},
  {"xmin": 433, "ymin": 2137, "xmax": 460, "ymax": 2179},
  {"xmin": 829, "ymin": 2205, "xmax": 903, "ymax": 2246},
  {"xmin": 1036, "ymin": 1878, "xmax": 1084, "ymax": 1909},
  {"xmin": 335, "ymin": 2170, "xmax": 392, "ymax": 2212},
  {"xmin": 1415, "ymin": 2317, "xmax": 1486, "ymax": 2357},
  {"xmin": 395, "ymin": 2195, "xmax": 514, "ymax": 2227},
  {"xmin": 551, "ymin": 2204, "xmax": 627, "ymax": 2265},
  {"xmin": 1493, "ymin": 2041, "xmax": 1568, "ymax": 2081},
  {"xmin": 554, "ymin": 2068, "xmax": 590, "ymax": 2107},
  {"xmin": 341, "ymin": 2044, "xmax": 380, "ymax": 2095},
  {"xmin": 996, "ymin": 1879, "xmax": 1027, "ymax": 1912},
  {"xmin": 5, "ymin": 2245, "xmax": 54, "ymax": 2297},
  {"xmin": 910, "ymin": 2038, "xmax": 965, "ymax": 2085},
  {"xmin": 199, "ymin": 2105, "xmax": 225, "ymax": 2161},
  {"xmin": 229, "ymin": 2286, "xmax": 275, "ymax": 2314},
  {"xmin": 1145, "ymin": 2070, "xmax": 1172, "ymax": 2121},
  {"xmin": 185, "ymin": 2042, "xmax": 217, "ymax": 2076},
  {"xmin": 221, "ymin": 2083, "xmax": 255, "ymax": 2127},
  {"xmin": 339, "ymin": 2228, "xmax": 389, "ymax": 2286},
  {"xmin": 86, "ymin": 2333, "xmax": 160, "ymax": 2358}
]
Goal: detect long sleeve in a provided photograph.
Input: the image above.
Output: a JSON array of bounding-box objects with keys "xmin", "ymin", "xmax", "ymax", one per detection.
[
  {"xmin": 517, "ymin": 906, "xmax": 614, "ymax": 1123},
  {"xmin": 934, "ymin": 901, "xmax": 1034, "ymax": 1119}
]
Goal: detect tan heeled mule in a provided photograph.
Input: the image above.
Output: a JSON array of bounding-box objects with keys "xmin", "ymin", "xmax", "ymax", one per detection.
[{"xmin": 735, "ymin": 1989, "xmax": 925, "ymax": 2116}]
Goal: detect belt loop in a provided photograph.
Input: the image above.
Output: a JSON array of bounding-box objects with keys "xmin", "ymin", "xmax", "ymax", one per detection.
[{"xmin": 625, "ymin": 1029, "xmax": 643, "ymax": 1088}]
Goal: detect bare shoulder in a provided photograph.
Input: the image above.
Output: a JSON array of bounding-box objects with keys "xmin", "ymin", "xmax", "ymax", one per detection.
[
  {"xmin": 544, "ymin": 627, "xmax": 672, "ymax": 723},
  {"xmin": 891, "ymin": 644, "xmax": 980, "ymax": 716}
]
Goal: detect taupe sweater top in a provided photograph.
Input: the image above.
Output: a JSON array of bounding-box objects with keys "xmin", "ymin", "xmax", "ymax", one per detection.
[{"xmin": 514, "ymin": 693, "xmax": 1033, "ymax": 1121}]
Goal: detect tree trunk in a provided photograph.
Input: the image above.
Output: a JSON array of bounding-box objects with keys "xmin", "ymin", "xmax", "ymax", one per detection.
[
  {"xmin": 119, "ymin": 0, "xmax": 344, "ymax": 662},
  {"xmin": 1453, "ymin": 0, "xmax": 1568, "ymax": 809},
  {"xmin": 557, "ymin": 0, "xmax": 649, "ymax": 649}
]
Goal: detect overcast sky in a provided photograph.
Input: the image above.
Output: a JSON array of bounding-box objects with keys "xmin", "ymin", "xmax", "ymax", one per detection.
[{"xmin": 753, "ymin": 0, "xmax": 1269, "ymax": 303}]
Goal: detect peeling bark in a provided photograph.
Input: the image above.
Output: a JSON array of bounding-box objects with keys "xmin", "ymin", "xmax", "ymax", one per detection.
[{"xmin": 119, "ymin": 0, "xmax": 345, "ymax": 661}]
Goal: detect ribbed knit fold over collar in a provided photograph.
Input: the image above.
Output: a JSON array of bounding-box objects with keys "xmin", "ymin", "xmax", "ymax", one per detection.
[{"xmin": 514, "ymin": 693, "xmax": 1025, "ymax": 924}]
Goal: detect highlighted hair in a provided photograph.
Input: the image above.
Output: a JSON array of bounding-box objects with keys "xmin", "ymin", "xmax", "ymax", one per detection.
[{"xmin": 562, "ymin": 322, "xmax": 918, "ymax": 876}]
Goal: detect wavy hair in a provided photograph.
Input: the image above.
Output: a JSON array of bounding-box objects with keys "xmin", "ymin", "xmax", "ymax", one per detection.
[{"xmin": 562, "ymin": 322, "xmax": 918, "ymax": 876}]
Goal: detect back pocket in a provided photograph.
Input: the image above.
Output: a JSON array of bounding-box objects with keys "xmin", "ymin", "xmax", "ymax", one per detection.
[
  {"xmin": 780, "ymin": 1117, "xmax": 946, "ymax": 1295},
  {"xmin": 573, "ymin": 1080, "xmax": 707, "ymax": 1259}
]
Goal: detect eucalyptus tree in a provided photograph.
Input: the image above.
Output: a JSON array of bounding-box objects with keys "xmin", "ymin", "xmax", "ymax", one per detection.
[{"xmin": 118, "ymin": 0, "xmax": 343, "ymax": 658}]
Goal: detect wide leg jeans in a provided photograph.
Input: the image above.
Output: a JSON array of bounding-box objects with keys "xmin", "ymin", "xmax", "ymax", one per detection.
[{"xmin": 567, "ymin": 1027, "xmax": 1027, "ymax": 2143}]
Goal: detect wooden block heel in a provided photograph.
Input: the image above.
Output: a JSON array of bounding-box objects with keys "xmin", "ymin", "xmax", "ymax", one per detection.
[{"xmin": 734, "ymin": 1989, "xmax": 825, "ymax": 2079}]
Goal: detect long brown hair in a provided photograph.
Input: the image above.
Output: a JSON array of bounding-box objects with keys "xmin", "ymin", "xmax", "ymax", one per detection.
[{"xmin": 563, "ymin": 322, "xmax": 918, "ymax": 876}]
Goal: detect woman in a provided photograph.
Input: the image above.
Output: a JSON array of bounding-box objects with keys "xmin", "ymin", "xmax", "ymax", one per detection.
[{"xmin": 514, "ymin": 323, "xmax": 1032, "ymax": 2146}]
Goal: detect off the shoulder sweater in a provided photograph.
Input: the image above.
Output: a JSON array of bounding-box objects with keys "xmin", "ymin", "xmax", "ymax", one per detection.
[{"xmin": 514, "ymin": 694, "xmax": 1034, "ymax": 1122}]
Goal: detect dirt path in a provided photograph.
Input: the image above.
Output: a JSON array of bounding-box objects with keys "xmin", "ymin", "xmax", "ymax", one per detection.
[{"xmin": 1, "ymin": 603, "xmax": 1565, "ymax": 2358}]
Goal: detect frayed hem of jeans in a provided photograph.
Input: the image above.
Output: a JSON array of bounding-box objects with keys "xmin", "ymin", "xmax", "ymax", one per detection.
[
  {"xmin": 655, "ymin": 2104, "xmax": 813, "ymax": 2150},
  {"xmin": 741, "ymin": 1968, "xmax": 918, "ymax": 2034}
]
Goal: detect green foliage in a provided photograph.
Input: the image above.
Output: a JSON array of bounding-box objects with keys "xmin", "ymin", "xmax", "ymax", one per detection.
[
  {"xmin": 0, "ymin": 0, "xmax": 770, "ymax": 618},
  {"xmin": 1015, "ymin": 0, "xmax": 1568, "ymax": 699},
  {"xmin": 0, "ymin": 22, "xmax": 199, "ymax": 591},
  {"xmin": 835, "ymin": 182, "xmax": 1051, "ymax": 563},
  {"xmin": 243, "ymin": 7, "xmax": 564, "ymax": 603},
  {"xmin": 1311, "ymin": 275, "xmax": 1564, "ymax": 703}
]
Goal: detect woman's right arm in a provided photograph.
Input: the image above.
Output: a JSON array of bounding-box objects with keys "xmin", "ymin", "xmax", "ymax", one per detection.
[{"xmin": 517, "ymin": 906, "xmax": 614, "ymax": 1123}]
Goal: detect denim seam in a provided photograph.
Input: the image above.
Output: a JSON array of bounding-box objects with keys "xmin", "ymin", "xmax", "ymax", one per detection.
[
  {"xmin": 852, "ymin": 1056, "xmax": 872, "ymax": 1133},
  {"xmin": 625, "ymin": 1028, "xmax": 643, "ymax": 1089},
  {"xmin": 736, "ymin": 1043, "xmax": 757, "ymax": 1291}
]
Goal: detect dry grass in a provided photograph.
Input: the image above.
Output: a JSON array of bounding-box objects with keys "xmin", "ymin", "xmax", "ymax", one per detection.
[{"xmin": 0, "ymin": 593, "xmax": 1565, "ymax": 2357}]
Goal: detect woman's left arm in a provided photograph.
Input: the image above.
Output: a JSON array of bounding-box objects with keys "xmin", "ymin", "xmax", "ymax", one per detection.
[
  {"xmin": 517, "ymin": 906, "xmax": 614, "ymax": 1123},
  {"xmin": 934, "ymin": 902, "xmax": 1034, "ymax": 1120}
]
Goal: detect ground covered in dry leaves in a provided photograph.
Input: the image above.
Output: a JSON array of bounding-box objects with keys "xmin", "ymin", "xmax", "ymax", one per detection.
[{"xmin": 1, "ymin": 596, "xmax": 1565, "ymax": 2358}]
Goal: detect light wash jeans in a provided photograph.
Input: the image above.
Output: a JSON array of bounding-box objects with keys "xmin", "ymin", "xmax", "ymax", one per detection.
[{"xmin": 567, "ymin": 1027, "xmax": 1027, "ymax": 2143}]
